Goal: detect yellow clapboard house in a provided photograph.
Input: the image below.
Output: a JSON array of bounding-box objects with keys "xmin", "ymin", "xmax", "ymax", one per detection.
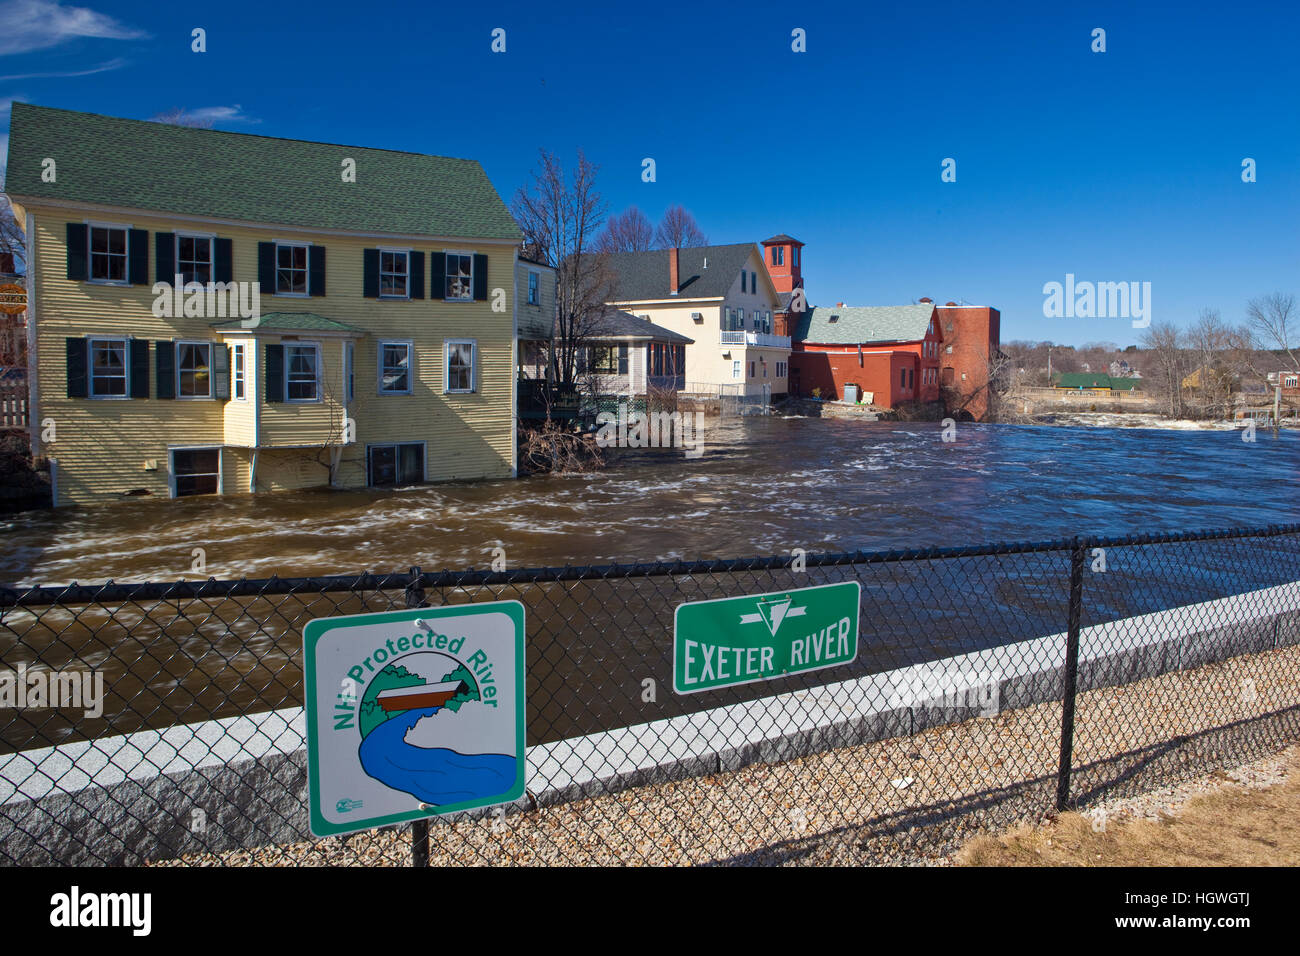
[{"xmin": 4, "ymin": 104, "xmax": 522, "ymax": 506}]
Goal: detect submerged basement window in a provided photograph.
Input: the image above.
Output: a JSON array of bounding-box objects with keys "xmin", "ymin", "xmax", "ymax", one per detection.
[
  {"xmin": 172, "ymin": 448, "xmax": 220, "ymax": 497},
  {"xmin": 368, "ymin": 442, "xmax": 424, "ymax": 487}
]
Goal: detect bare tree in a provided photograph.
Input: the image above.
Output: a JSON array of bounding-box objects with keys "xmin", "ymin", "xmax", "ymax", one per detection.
[
  {"xmin": 654, "ymin": 204, "xmax": 707, "ymax": 249},
  {"xmin": 1245, "ymin": 292, "xmax": 1298, "ymax": 373},
  {"xmin": 150, "ymin": 108, "xmax": 215, "ymax": 129},
  {"xmin": 1141, "ymin": 321, "xmax": 1186, "ymax": 417},
  {"xmin": 595, "ymin": 206, "xmax": 654, "ymax": 253},
  {"xmin": 512, "ymin": 149, "xmax": 612, "ymax": 391},
  {"xmin": 0, "ymin": 197, "xmax": 25, "ymax": 274}
]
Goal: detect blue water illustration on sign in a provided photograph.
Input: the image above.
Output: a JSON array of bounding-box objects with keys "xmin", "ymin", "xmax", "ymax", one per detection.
[{"xmin": 357, "ymin": 706, "xmax": 517, "ymax": 805}]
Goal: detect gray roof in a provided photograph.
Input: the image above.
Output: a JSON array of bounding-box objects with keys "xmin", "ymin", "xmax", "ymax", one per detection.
[
  {"xmin": 795, "ymin": 304, "xmax": 936, "ymax": 345},
  {"xmin": 591, "ymin": 309, "xmax": 693, "ymax": 343},
  {"xmin": 602, "ymin": 243, "xmax": 757, "ymax": 300},
  {"xmin": 4, "ymin": 103, "xmax": 521, "ymax": 241},
  {"xmin": 519, "ymin": 308, "xmax": 692, "ymax": 344}
]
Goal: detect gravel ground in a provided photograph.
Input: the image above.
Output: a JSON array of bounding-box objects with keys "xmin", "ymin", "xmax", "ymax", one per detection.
[{"xmin": 157, "ymin": 643, "xmax": 1300, "ymax": 867}]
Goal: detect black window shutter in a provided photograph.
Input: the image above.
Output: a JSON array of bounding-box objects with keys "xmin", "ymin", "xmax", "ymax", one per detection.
[
  {"xmin": 155, "ymin": 341, "xmax": 176, "ymax": 399},
  {"xmin": 309, "ymin": 245, "xmax": 326, "ymax": 296},
  {"xmin": 410, "ymin": 251, "xmax": 425, "ymax": 299},
  {"xmin": 362, "ymin": 248, "xmax": 379, "ymax": 298},
  {"xmin": 473, "ymin": 253, "xmax": 488, "ymax": 301},
  {"xmin": 65, "ymin": 337, "xmax": 88, "ymax": 397},
  {"xmin": 66, "ymin": 224, "xmax": 88, "ymax": 281},
  {"xmin": 257, "ymin": 242, "xmax": 275, "ymax": 292},
  {"xmin": 128, "ymin": 229, "xmax": 149, "ymax": 285},
  {"xmin": 618, "ymin": 344, "xmax": 628, "ymax": 375},
  {"xmin": 213, "ymin": 343, "xmax": 230, "ymax": 400},
  {"xmin": 214, "ymin": 238, "xmax": 233, "ymax": 283},
  {"xmin": 429, "ymin": 253, "xmax": 445, "ymax": 300},
  {"xmin": 265, "ymin": 344, "xmax": 284, "ymax": 402},
  {"xmin": 130, "ymin": 339, "xmax": 150, "ymax": 398},
  {"xmin": 155, "ymin": 232, "xmax": 175, "ymax": 283}
]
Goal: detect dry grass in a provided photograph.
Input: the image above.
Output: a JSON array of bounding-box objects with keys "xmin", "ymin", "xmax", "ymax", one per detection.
[{"xmin": 956, "ymin": 745, "xmax": 1300, "ymax": 867}]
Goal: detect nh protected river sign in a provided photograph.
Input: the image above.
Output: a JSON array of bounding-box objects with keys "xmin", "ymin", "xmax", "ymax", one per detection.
[
  {"xmin": 673, "ymin": 581, "xmax": 861, "ymax": 694},
  {"xmin": 303, "ymin": 601, "xmax": 525, "ymax": 837}
]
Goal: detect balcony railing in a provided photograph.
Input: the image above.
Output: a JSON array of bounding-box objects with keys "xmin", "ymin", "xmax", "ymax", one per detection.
[{"xmin": 719, "ymin": 330, "xmax": 791, "ymax": 349}]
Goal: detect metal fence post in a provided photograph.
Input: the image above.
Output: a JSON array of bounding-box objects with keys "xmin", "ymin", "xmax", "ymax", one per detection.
[
  {"xmin": 1056, "ymin": 538, "xmax": 1087, "ymax": 811},
  {"xmin": 405, "ymin": 566, "xmax": 430, "ymax": 868}
]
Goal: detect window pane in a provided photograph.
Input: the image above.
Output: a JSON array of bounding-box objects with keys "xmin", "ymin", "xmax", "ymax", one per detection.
[
  {"xmin": 173, "ymin": 449, "xmax": 220, "ymax": 497},
  {"xmin": 398, "ymin": 444, "xmax": 423, "ymax": 484},
  {"xmin": 370, "ymin": 446, "xmax": 397, "ymax": 486}
]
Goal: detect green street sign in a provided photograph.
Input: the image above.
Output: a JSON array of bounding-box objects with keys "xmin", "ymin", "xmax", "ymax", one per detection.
[
  {"xmin": 673, "ymin": 581, "xmax": 861, "ymax": 694},
  {"xmin": 303, "ymin": 601, "xmax": 526, "ymax": 838}
]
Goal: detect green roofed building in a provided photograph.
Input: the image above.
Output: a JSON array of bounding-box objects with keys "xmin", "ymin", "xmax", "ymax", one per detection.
[
  {"xmin": 4, "ymin": 103, "xmax": 523, "ymax": 505},
  {"xmin": 1052, "ymin": 372, "xmax": 1141, "ymax": 391}
]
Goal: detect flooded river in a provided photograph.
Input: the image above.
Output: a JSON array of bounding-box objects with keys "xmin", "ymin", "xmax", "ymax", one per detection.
[
  {"xmin": 3, "ymin": 418, "xmax": 1299, "ymax": 586},
  {"xmin": 2, "ymin": 418, "xmax": 1298, "ymax": 752}
]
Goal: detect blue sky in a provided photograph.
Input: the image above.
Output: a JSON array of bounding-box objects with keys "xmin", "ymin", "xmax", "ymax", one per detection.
[{"xmin": 1, "ymin": 0, "xmax": 1297, "ymax": 346}]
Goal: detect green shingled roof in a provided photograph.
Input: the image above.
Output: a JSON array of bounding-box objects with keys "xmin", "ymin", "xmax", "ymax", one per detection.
[
  {"xmin": 211, "ymin": 312, "xmax": 363, "ymax": 333},
  {"xmin": 4, "ymin": 103, "xmax": 521, "ymax": 241},
  {"xmin": 1053, "ymin": 373, "xmax": 1140, "ymax": 391},
  {"xmin": 795, "ymin": 304, "xmax": 935, "ymax": 345}
]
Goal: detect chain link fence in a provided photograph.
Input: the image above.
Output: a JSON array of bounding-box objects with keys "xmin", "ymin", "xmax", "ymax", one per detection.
[{"xmin": 2, "ymin": 523, "xmax": 1298, "ymax": 866}]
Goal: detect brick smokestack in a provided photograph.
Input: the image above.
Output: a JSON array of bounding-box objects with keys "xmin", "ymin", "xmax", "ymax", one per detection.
[{"xmin": 669, "ymin": 247, "xmax": 679, "ymax": 294}]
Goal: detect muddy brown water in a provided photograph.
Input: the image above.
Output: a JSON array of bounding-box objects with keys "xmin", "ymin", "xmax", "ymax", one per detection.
[{"xmin": 2, "ymin": 418, "xmax": 1298, "ymax": 753}]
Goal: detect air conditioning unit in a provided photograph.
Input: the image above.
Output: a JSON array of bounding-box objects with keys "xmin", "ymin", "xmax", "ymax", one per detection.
[{"xmin": 691, "ymin": 312, "xmax": 703, "ymax": 323}]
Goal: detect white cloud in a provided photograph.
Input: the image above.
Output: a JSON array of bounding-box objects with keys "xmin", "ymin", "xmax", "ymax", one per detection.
[
  {"xmin": 0, "ymin": 55, "xmax": 125, "ymax": 80},
  {"xmin": 0, "ymin": 0, "xmax": 146, "ymax": 56},
  {"xmin": 0, "ymin": 133, "xmax": 9, "ymax": 188},
  {"xmin": 151, "ymin": 105, "xmax": 261, "ymax": 127}
]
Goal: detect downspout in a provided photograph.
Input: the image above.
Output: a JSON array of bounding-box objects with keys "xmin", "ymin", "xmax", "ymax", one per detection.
[{"xmin": 511, "ymin": 248, "xmax": 518, "ymax": 478}]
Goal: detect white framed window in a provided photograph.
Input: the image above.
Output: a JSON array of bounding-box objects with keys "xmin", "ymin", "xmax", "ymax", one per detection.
[
  {"xmin": 528, "ymin": 271, "xmax": 540, "ymax": 305},
  {"xmin": 772, "ymin": 246, "xmax": 783, "ymax": 266},
  {"xmin": 89, "ymin": 337, "xmax": 129, "ymax": 398},
  {"xmin": 444, "ymin": 339, "xmax": 476, "ymax": 393},
  {"xmin": 275, "ymin": 242, "xmax": 310, "ymax": 295},
  {"xmin": 444, "ymin": 252, "xmax": 473, "ymax": 301},
  {"xmin": 170, "ymin": 447, "xmax": 222, "ymax": 498},
  {"xmin": 379, "ymin": 249, "xmax": 410, "ymax": 298},
  {"xmin": 232, "ymin": 342, "xmax": 246, "ymax": 400},
  {"xmin": 732, "ymin": 360, "xmax": 741, "ymax": 379},
  {"xmin": 379, "ymin": 341, "xmax": 413, "ymax": 394},
  {"xmin": 177, "ymin": 234, "xmax": 213, "ymax": 285},
  {"xmin": 344, "ymin": 341, "xmax": 355, "ymax": 402},
  {"xmin": 88, "ymin": 223, "xmax": 129, "ymax": 284},
  {"xmin": 946, "ymin": 345, "xmax": 953, "ymax": 354},
  {"xmin": 1286, "ymin": 374, "xmax": 1298, "ymax": 388},
  {"xmin": 285, "ymin": 343, "xmax": 320, "ymax": 402},
  {"xmin": 177, "ymin": 341, "xmax": 213, "ymax": 399}
]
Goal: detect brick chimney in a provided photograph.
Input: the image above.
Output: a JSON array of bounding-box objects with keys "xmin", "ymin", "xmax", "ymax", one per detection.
[
  {"xmin": 669, "ymin": 247, "xmax": 679, "ymax": 294},
  {"xmin": 836, "ymin": 301, "xmax": 845, "ymax": 308},
  {"xmin": 919, "ymin": 296, "xmax": 932, "ymax": 303}
]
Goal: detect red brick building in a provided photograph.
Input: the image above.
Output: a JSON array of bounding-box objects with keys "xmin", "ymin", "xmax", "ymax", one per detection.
[
  {"xmin": 934, "ymin": 303, "xmax": 1002, "ymax": 420},
  {"xmin": 761, "ymin": 233, "xmax": 1002, "ymax": 419},
  {"xmin": 790, "ymin": 303, "xmax": 942, "ymax": 406}
]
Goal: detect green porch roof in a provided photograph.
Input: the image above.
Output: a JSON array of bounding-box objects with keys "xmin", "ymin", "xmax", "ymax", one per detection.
[
  {"xmin": 211, "ymin": 312, "xmax": 364, "ymax": 333},
  {"xmin": 5, "ymin": 103, "xmax": 521, "ymax": 241}
]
